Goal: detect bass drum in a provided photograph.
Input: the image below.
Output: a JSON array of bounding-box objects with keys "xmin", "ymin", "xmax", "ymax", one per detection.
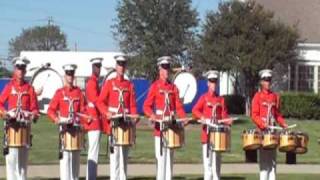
[
  {"xmin": 31, "ymin": 68, "xmax": 63, "ymax": 114},
  {"xmin": 103, "ymin": 69, "xmax": 130, "ymax": 82},
  {"xmin": 173, "ymin": 72, "xmax": 197, "ymax": 104}
]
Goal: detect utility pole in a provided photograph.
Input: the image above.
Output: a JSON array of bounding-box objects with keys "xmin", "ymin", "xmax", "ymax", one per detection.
[{"xmin": 46, "ymin": 16, "xmax": 54, "ymax": 50}]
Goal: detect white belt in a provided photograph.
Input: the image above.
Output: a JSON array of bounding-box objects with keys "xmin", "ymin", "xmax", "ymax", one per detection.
[
  {"xmin": 87, "ymin": 102, "xmax": 95, "ymax": 108},
  {"xmin": 59, "ymin": 116, "xmax": 79, "ymax": 122},
  {"xmin": 108, "ymin": 107, "xmax": 129, "ymax": 113},
  {"xmin": 155, "ymin": 109, "xmax": 175, "ymax": 116}
]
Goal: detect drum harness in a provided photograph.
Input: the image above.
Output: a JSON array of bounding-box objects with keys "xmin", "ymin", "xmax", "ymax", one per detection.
[
  {"xmin": 206, "ymin": 101, "xmax": 222, "ymax": 157},
  {"xmin": 3, "ymin": 86, "xmax": 32, "ymax": 156},
  {"xmin": 58, "ymin": 90, "xmax": 80, "ymax": 159},
  {"xmin": 158, "ymin": 89, "xmax": 174, "ymax": 156},
  {"xmin": 108, "ymin": 83, "xmax": 129, "ymax": 154},
  {"xmin": 262, "ymin": 102, "xmax": 276, "ymax": 133}
]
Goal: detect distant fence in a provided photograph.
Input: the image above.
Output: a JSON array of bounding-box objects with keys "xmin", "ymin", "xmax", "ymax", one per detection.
[{"xmin": 0, "ymin": 78, "xmax": 209, "ymax": 114}]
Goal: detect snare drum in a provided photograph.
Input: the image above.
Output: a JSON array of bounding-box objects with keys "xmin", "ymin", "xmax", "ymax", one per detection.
[
  {"xmin": 209, "ymin": 124, "xmax": 231, "ymax": 152},
  {"xmin": 242, "ymin": 129, "xmax": 262, "ymax": 150},
  {"xmin": 295, "ymin": 132, "xmax": 309, "ymax": 154},
  {"xmin": 6, "ymin": 122, "xmax": 31, "ymax": 148},
  {"xmin": 62, "ymin": 127, "xmax": 84, "ymax": 151},
  {"xmin": 262, "ymin": 130, "xmax": 279, "ymax": 149},
  {"xmin": 113, "ymin": 122, "xmax": 136, "ymax": 146},
  {"xmin": 279, "ymin": 130, "xmax": 297, "ymax": 152},
  {"xmin": 163, "ymin": 123, "xmax": 185, "ymax": 149}
]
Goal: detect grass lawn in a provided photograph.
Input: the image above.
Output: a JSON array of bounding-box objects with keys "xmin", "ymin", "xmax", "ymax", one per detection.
[{"xmin": 0, "ymin": 115, "xmax": 319, "ymax": 164}]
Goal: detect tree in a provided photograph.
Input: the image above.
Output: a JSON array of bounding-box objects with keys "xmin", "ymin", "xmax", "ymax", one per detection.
[
  {"xmin": 196, "ymin": 0, "xmax": 299, "ymax": 114},
  {"xmin": 113, "ymin": 0, "xmax": 198, "ymax": 80},
  {"xmin": 9, "ymin": 25, "xmax": 68, "ymax": 57}
]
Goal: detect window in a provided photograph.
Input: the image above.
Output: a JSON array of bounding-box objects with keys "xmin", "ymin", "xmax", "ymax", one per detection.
[{"xmin": 298, "ymin": 65, "xmax": 314, "ymax": 92}]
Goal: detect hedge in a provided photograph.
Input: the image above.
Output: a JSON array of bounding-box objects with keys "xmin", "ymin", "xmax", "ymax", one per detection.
[{"xmin": 280, "ymin": 92, "xmax": 320, "ymax": 120}]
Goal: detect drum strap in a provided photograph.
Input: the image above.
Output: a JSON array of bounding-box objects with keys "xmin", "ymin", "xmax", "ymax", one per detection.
[
  {"xmin": 10, "ymin": 86, "xmax": 29, "ymax": 121},
  {"xmin": 112, "ymin": 82, "xmax": 128, "ymax": 114},
  {"xmin": 62, "ymin": 90, "xmax": 80, "ymax": 122}
]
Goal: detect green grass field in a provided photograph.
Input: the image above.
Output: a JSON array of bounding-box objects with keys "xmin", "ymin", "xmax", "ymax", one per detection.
[{"xmin": 0, "ymin": 115, "xmax": 319, "ymax": 164}]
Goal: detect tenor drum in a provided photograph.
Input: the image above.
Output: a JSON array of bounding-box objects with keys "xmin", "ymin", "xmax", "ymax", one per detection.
[
  {"xmin": 173, "ymin": 71, "xmax": 197, "ymax": 104},
  {"xmin": 262, "ymin": 130, "xmax": 279, "ymax": 149},
  {"xmin": 279, "ymin": 130, "xmax": 297, "ymax": 152},
  {"xmin": 209, "ymin": 124, "xmax": 231, "ymax": 152},
  {"xmin": 6, "ymin": 122, "xmax": 31, "ymax": 148},
  {"xmin": 113, "ymin": 122, "xmax": 136, "ymax": 146},
  {"xmin": 242, "ymin": 129, "xmax": 262, "ymax": 150},
  {"xmin": 61, "ymin": 127, "xmax": 84, "ymax": 151},
  {"xmin": 295, "ymin": 132, "xmax": 309, "ymax": 154},
  {"xmin": 163, "ymin": 123, "xmax": 185, "ymax": 149},
  {"xmin": 31, "ymin": 67, "xmax": 63, "ymax": 114}
]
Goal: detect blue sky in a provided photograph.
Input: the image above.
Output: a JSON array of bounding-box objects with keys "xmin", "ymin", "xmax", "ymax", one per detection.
[{"xmin": 0, "ymin": 0, "xmax": 220, "ymax": 59}]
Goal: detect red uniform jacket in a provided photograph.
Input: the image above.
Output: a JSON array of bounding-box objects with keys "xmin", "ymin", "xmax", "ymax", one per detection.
[
  {"xmin": 47, "ymin": 86, "xmax": 86, "ymax": 124},
  {"xmin": 96, "ymin": 77, "xmax": 137, "ymax": 134},
  {"xmin": 251, "ymin": 90, "xmax": 286, "ymax": 130},
  {"xmin": 192, "ymin": 92, "xmax": 229, "ymax": 143},
  {"xmin": 0, "ymin": 79, "xmax": 39, "ymax": 118},
  {"xmin": 83, "ymin": 75, "xmax": 101, "ymax": 131},
  {"xmin": 143, "ymin": 79, "xmax": 186, "ymax": 136}
]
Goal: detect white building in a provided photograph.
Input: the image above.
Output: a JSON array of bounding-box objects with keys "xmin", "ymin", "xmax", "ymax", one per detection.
[{"xmin": 254, "ymin": 0, "xmax": 320, "ymax": 93}]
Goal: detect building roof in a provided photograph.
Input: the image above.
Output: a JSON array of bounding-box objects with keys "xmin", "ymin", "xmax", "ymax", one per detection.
[{"xmin": 255, "ymin": 0, "xmax": 320, "ymax": 43}]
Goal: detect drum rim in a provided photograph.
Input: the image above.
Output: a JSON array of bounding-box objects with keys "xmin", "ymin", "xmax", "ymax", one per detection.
[{"xmin": 30, "ymin": 66, "xmax": 63, "ymax": 85}]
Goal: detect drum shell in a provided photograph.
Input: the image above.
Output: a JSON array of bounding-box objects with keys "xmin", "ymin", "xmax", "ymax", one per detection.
[
  {"xmin": 242, "ymin": 129, "xmax": 262, "ymax": 150},
  {"xmin": 113, "ymin": 122, "xmax": 136, "ymax": 146},
  {"xmin": 62, "ymin": 127, "xmax": 84, "ymax": 151},
  {"xmin": 209, "ymin": 125, "xmax": 230, "ymax": 152},
  {"xmin": 262, "ymin": 131, "xmax": 279, "ymax": 149},
  {"xmin": 7, "ymin": 123, "xmax": 31, "ymax": 148},
  {"xmin": 279, "ymin": 131, "xmax": 297, "ymax": 152},
  {"xmin": 163, "ymin": 124, "xmax": 184, "ymax": 149},
  {"xmin": 295, "ymin": 132, "xmax": 309, "ymax": 154}
]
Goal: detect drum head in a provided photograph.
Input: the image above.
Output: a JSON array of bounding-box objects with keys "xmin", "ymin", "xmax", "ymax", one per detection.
[
  {"xmin": 31, "ymin": 68, "xmax": 63, "ymax": 114},
  {"xmin": 173, "ymin": 72, "xmax": 197, "ymax": 104}
]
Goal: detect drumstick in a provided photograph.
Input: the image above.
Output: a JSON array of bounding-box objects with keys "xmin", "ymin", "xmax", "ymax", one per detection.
[
  {"xmin": 217, "ymin": 117, "xmax": 238, "ymax": 123},
  {"xmin": 268, "ymin": 124, "xmax": 297, "ymax": 130},
  {"xmin": 181, "ymin": 84, "xmax": 190, "ymax": 100},
  {"xmin": 36, "ymin": 74, "xmax": 51, "ymax": 96},
  {"xmin": 197, "ymin": 120, "xmax": 219, "ymax": 128},
  {"xmin": 76, "ymin": 113, "xmax": 97, "ymax": 121},
  {"xmin": 110, "ymin": 114, "xmax": 140, "ymax": 119}
]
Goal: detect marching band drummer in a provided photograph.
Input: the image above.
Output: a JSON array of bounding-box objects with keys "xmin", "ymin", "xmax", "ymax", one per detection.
[
  {"xmin": 251, "ymin": 69, "xmax": 288, "ymax": 180},
  {"xmin": 84, "ymin": 57, "xmax": 103, "ymax": 180},
  {"xmin": 0, "ymin": 57, "xmax": 39, "ymax": 180},
  {"xmin": 47, "ymin": 64, "xmax": 86, "ymax": 180},
  {"xmin": 143, "ymin": 56, "xmax": 187, "ymax": 180},
  {"xmin": 96, "ymin": 54, "xmax": 138, "ymax": 180},
  {"xmin": 192, "ymin": 70, "xmax": 232, "ymax": 180}
]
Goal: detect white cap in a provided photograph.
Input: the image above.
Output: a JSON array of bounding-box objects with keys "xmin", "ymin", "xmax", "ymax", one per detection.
[
  {"xmin": 205, "ymin": 70, "xmax": 219, "ymax": 80},
  {"xmin": 90, "ymin": 57, "xmax": 103, "ymax": 64},
  {"xmin": 12, "ymin": 57, "xmax": 30, "ymax": 66},
  {"xmin": 259, "ymin": 69, "xmax": 273, "ymax": 79},
  {"xmin": 62, "ymin": 64, "xmax": 77, "ymax": 71},
  {"xmin": 114, "ymin": 55, "xmax": 127, "ymax": 62},
  {"xmin": 157, "ymin": 56, "xmax": 172, "ymax": 66}
]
